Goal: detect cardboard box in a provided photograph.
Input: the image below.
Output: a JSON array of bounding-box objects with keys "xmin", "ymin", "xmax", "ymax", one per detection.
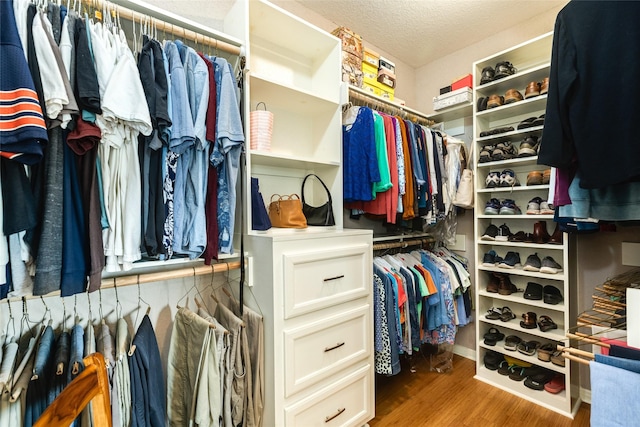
[
  {"xmin": 451, "ymin": 74, "xmax": 472, "ymax": 91},
  {"xmin": 433, "ymin": 87, "xmax": 472, "ymax": 111},
  {"xmin": 377, "ymin": 73, "xmax": 396, "ymax": 89},
  {"xmin": 379, "ymin": 87, "xmax": 394, "ymax": 101},
  {"xmin": 379, "ymin": 56, "xmax": 396, "ymax": 74},
  {"xmin": 341, "ymin": 51, "xmax": 363, "ymax": 87},
  {"xmin": 332, "ymin": 27, "xmax": 363, "ymax": 58},
  {"xmin": 363, "ymin": 47, "xmax": 380, "ymax": 68},
  {"xmin": 362, "ymin": 62, "xmax": 377, "ymax": 75},
  {"xmin": 362, "ymin": 82, "xmax": 382, "ymax": 97}
]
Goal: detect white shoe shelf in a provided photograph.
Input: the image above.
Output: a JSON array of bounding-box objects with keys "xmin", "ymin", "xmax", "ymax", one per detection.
[{"xmin": 472, "ymin": 32, "xmax": 581, "ymax": 418}]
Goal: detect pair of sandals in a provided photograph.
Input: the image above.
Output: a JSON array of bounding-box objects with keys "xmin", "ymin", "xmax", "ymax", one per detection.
[
  {"xmin": 520, "ymin": 312, "xmax": 558, "ymax": 332},
  {"xmin": 483, "ymin": 327, "xmax": 505, "ymax": 346},
  {"xmin": 485, "ymin": 307, "xmax": 516, "ymax": 322},
  {"xmin": 517, "ymin": 114, "xmax": 545, "ymax": 129}
]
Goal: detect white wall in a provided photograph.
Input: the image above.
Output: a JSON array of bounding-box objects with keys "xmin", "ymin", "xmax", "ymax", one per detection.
[{"xmin": 416, "ymin": 5, "xmax": 566, "ymax": 115}]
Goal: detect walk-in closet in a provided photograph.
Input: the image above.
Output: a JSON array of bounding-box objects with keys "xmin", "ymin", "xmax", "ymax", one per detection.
[{"xmin": 1, "ymin": 0, "xmax": 638, "ymax": 426}]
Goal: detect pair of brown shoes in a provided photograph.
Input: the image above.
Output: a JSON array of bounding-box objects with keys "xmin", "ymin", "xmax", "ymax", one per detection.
[
  {"xmin": 488, "ymin": 89, "xmax": 524, "ymax": 108},
  {"xmin": 524, "ymin": 77, "xmax": 550, "ymax": 99},
  {"xmin": 526, "ymin": 169, "xmax": 551, "ymax": 186},
  {"xmin": 533, "ymin": 221, "xmax": 563, "ymax": 245},
  {"xmin": 487, "ymin": 272, "xmax": 520, "ymax": 295}
]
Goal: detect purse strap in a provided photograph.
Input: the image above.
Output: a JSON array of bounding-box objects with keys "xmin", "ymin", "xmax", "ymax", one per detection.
[{"xmin": 301, "ymin": 174, "xmax": 333, "ymax": 204}]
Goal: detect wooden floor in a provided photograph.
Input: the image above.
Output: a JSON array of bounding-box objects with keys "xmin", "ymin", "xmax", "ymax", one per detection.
[{"xmin": 369, "ymin": 353, "xmax": 591, "ymax": 427}]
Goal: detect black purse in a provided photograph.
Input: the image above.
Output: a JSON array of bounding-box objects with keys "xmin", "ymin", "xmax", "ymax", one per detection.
[{"xmin": 301, "ymin": 174, "xmax": 335, "ymax": 226}]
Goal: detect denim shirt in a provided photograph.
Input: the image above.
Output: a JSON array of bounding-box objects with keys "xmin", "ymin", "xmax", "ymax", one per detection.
[
  {"xmin": 172, "ymin": 41, "xmax": 209, "ymax": 258},
  {"xmin": 210, "ymin": 57, "xmax": 243, "ymax": 255}
]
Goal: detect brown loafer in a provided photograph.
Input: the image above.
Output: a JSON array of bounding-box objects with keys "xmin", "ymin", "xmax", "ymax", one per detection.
[
  {"xmin": 524, "ymin": 81, "xmax": 541, "ymax": 99},
  {"xmin": 542, "ymin": 168, "xmax": 551, "ymax": 185},
  {"xmin": 540, "ymin": 77, "xmax": 550, "ymax": 95},
  {"xmin": 487, "ymin": 94, "xmax": 505, "ymax": 109},
  {"xmin": 504, "ymin": 89, "xmax": 523, "ymax": 104},
  {"xmin": 526, "ymin": 170, "xmax": 543, "ymax": 186}
]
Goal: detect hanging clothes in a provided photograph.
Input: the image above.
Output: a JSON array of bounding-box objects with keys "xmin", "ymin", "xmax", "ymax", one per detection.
[
  {"xmin": 129, "ymin": 315, "xmax": 165, "ymax": 427},
  {"xmin": 167, "ymin": 306, "xmax": 220, "ymax": 427},
  {"xmin": 372, "ymin": 247, "xmax": 471, "ymax": 375}
]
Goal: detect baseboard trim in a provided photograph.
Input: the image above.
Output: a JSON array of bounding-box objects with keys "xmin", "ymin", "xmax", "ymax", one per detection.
[
  {"xmin": 580, "ymin": 387, "xmax": 591, "ymax": 404},
  {"xmin": 453, "ymin": 344, "xmax": 476, "ymax": 361}
]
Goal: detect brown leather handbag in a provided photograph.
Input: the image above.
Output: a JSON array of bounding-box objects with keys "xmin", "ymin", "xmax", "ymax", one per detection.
[{"xmin": 268, "ymin": 194, "xmax": 307, "ymax": 228}]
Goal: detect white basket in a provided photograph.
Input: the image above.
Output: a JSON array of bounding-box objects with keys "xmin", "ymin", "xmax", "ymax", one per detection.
[{"xmin": 250, "ymin": 102, "xmax": 273, "ymax": 151}]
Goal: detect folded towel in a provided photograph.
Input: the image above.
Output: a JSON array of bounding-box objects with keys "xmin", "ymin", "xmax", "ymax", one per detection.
[{"xmin": 591, "ymin": 361, "xmax": 640, "ymax": 426}]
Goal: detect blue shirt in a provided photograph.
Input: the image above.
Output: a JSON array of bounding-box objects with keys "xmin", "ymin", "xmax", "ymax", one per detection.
[
  {"xmin": 210, "ymin": 57, "xmax": 243, "ymax": 255},
  {"xmin": 343, "ymin": 107, "xmax": 380, "ymax": 202}
]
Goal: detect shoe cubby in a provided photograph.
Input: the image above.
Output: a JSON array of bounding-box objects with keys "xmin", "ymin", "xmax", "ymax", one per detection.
[{"xmin": 473, "ymin": 32, "xmax": 580, "ymax": 418}]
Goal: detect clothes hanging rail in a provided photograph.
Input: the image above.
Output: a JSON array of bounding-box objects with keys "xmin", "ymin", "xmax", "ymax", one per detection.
[
  {"xmin": 90, "ymin": 0, "xmax": 242, "ymax": 55},
  {"xmin": 348, "ymin": 85, "xmax": 435, "ymax": 127},
  {"xmin": 1, "ymin": 261, "xmax": 242, "ymax": 304},
  {"xmin": 372, "ymin": 237, "xmax": 434, "ymax": 252}
]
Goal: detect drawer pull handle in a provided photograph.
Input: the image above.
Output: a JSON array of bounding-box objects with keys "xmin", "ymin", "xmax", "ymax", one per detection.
[
  {"xmin": 324, "ymin": 342, "xmax": 345, "ymax": 352},
  {"xmin": 324, "ymin": 407, "xmax": 345, "ymax": 423},
  {"xmin": 323, "ymin": 275, "xmax": 344, "ymax": 282}
]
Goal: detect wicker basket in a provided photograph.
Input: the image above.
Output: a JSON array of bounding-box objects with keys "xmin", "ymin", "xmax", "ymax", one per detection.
[{"xmin": 250, "ymin": 102, "xmax": 273, "ymax": 151}]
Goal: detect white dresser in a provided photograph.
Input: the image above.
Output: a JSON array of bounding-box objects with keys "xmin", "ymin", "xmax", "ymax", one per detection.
[{"xmin": 246, "ymin": 229, "xmax": 374, "ymax": 426}]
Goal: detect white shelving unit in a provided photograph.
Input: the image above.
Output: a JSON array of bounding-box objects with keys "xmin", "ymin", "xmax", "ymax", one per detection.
[
  {"xmin": 244, "ymin": 2, "xmax": 374, "ymax": 427},
  {"xmin": 245, "ymin": 0, "xmax": 344, "ymax": 233},
  {"xmin": 472, "ymin": 32, "xmax": 580, "ymax": 418}
]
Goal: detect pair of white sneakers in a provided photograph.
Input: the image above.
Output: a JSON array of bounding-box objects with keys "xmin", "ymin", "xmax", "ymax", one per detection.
[
  {"xmin": 526, "ymin": 197, "xmax": 554, "ymax": 215},
  {"xmin": 486, "ymin": 169, "xmax": 519, "ymax": 188}
]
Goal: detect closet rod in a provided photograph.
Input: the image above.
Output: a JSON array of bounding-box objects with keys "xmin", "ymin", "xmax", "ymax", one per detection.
[
  {"xmin": 93, "ymin": 0, "xmax": 241, "ymax": 55},
  {"xmin": 100, "ymin": 260, "xmax": 241, "ymax": 288},
  {"xmin": 348, "ymin": 86, "xmax": 435, "ymax": 127},
  {"xmin": 372, "ymin": 237, "xmax": 434, "ymax": 252},
  {"xmin": 1, "ymin": 261, "xmax": 241, "ymax": 304}
]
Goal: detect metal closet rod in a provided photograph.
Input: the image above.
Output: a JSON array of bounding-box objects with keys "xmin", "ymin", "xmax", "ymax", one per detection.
[
  {"xmin": 89, "ymin": 0, "xmax": 241, "ymax": 55},
  {"xmin": 372, "ymin": 237, "xmax": 434, "ymax": 252},
  {"xmin": 348, "ymin": 87, "xmax": 435, "ymax": 127}
]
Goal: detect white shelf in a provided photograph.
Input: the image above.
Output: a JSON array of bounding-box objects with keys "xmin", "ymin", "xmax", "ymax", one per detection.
[
  {"xmin": 250, "ymin": 150, "xmax": 340, "ymax": 169},
  {"xmin": 428, "ymin": 102, "xmax": 473, "ymax": 122},
  {"xmin": 480, "ymin": 315, "xmax": 566, "ymax": 342},
  {"xmin": 478, "ymin": 265, "xmax": 565, "ymax": 282},
  {"xmin": 475, "ymin": 63, "xmax": 551, "ymax": 96},
  {"xmin": 476, "ymin": 95, "xmax": 547, "ymax": 122},
  {"xmin": 478, "ymin": 290, "xmax": 566, "ymax": 313},
  {"xmin": 477, "ymin": 156, "xmax": 541, "ymax": 169},
  {"xmin": 478, "ymin": 240, "xmax": 563, "ymax": 251},
  {"xmin": 477, "ymin": 185, "xmax": 550, "ymax": 193},
  {"xmin": 474, "ymin": 366, "xmax": 576, "ymax": 418},
  {"xmin": 477, "ymin": 125, "xmax": 544, "ymax": 144},
  {"xmin": 478, "ymin": 342, "xmax": 568, "ymax": 374},
  {"xmin": 477, "ymin": 214, "xmax": 554, "ymax": 220}
]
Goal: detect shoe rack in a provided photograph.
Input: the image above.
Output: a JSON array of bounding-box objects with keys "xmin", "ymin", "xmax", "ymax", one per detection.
[{"xmin": 472, "ymin": 32, "xmax": 580, "ymax": 418}]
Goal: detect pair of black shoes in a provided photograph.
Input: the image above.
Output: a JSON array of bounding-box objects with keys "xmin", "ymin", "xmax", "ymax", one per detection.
[{"xmin": 480, "ymin": 61, "xmax": 517, "ymax": 85}]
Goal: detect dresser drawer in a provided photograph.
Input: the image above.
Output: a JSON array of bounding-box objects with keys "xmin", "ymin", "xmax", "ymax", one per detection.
[
  {"xmin": 283, "ymin": 243, "xmax": 369, "ymax": 319},
  {"xmin": 283, "ymin": 304, "xmax": 370, "ymax": 396},
  {"xmin": 284, "ymin": 364, "xmax": 372, "ymax": 427}
]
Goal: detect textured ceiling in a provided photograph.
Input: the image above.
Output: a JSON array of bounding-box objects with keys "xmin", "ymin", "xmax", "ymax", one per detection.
[{"xmin": 294, "ymin": 0, "xmax": 567, "ymax": 68}]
